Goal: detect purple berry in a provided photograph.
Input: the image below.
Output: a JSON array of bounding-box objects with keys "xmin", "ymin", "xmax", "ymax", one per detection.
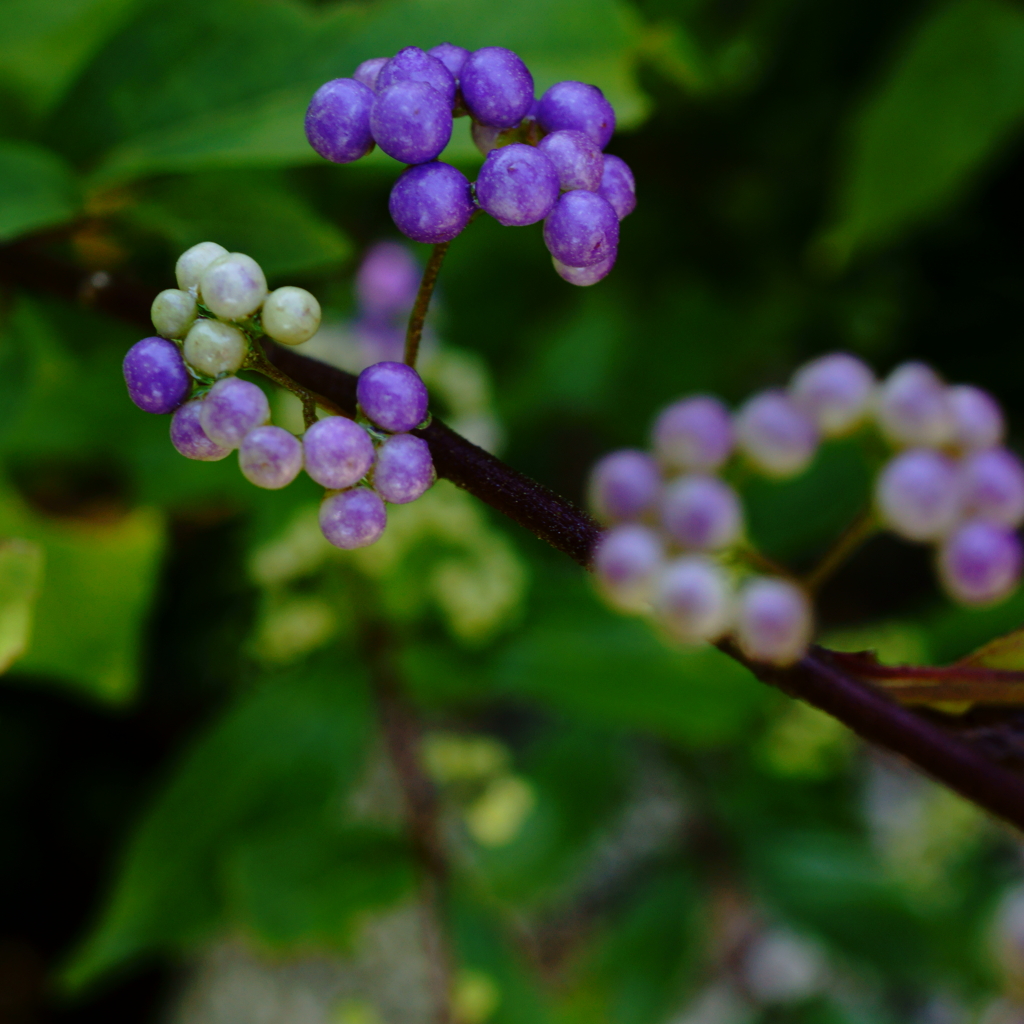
[
  {"xmin": 388, "ymin": 161, "xmax": 474, "ymax": 243},
  {"xmin": 948, "ymin": 384, "xmax": 1005, "ymax": 451},
  {"xmin": 661, "ymin": 475, "xmax": 742, "ymax": 551},
  {"xmin": 536, "ymin": 81, "xmax": 615, "ymax": 149},
  {"xmin": 303, "ymin": 416, "xmax": 376, "ymax": 489},
  {"xmin": 789, "ymin": 352, "xmax": 875, "ymax": 437},
  {"xmin": 652, "ymin": 396, "xmax": 734, "ymax": 473},
  {"xmin": 597, "ymin": 154, "xmax": 636, "ymax": 219},
  {"xmin": 460, "ymin": 47, "xmax": 533, "ymax": 128},
  {"xmin": 238, "ymin": 426, "xmax": 303, "ymax": 490},
  {"xmin": 939, "ymin": 520, "xmax": 1022, "ymax": 606},
  {"xmin": 593, "ymin": 524, "xmax": 664, "ymax": 613},
  {"xmin": 476, "ymin": 143, "xmax": 560, "ymax": 226},
  {"xmin": 305, "ymin": 78, "xmax": 376, "ymax": 164},
  {"xmin": 735, "ymin": 391, "xmax": 819, "ymax": 478},
  {"xmin": 735, "ymin": 577, "xmax": 812, "ymax": 666},
  {"xmin": 552, "ymin": 252, "xmax": 616, "ymax": 286},
  {"xmin": 538, "ymin": 130, "xmax": 604, "ymax": 192},
  {"xmin": 199, "ymin": 377, "xmax": 270, "ymax": 449},
  {"xmin": 356, "ymin": 242, "xmax": 420, "ymax": 321},
  {"xmin": 357, "ymin": 361, "xmax": 429, "ymax": 432},
  {"xmin": 655, "ymin": 556, "xmax": 732, "ymax": 643},
  {"xmin": 373, "ymin": 433, "xmax": 435, "ymax": 503},
  {"xmin": 588, "ymin": 449, "xmax": 660, "ymax": 523},
  {"xmin": 876, "ymin": 362, "xmax": 953, "ymax": 448},
  {"xmin": 377, "ymin": 46, "xmax": 457, "ymax": 108},
  {"xmin": 354, "ymin": 57, "xmax": 388, "ymax": 91},
  {"xmin": 543, "ymin": 190, "xmax": 619, "ymax": 268},
  {"xmin": 959, "ymin": 448, "xmax": 1024, "ymax": 527},
  {"xmin": 427, "ymin": 42, "xmax": 471, "ymax": 80},
  {"xmin": 320, "ymin": 487, "xmax": 387, "ymax": 549},
  {"xmin": 370, "ymin": 81, "xmax": 452, "ymax": 164},
  {"xmin": 123, "ymin": 336, "xmax": 191, "ymax": 414},
  {"xmin": 875, "ymin": 448, "xmax": 959, "ymax": 541},
  {"xmin": 170, "ymin": 400, "xmax": 231, "ymax": 462}
]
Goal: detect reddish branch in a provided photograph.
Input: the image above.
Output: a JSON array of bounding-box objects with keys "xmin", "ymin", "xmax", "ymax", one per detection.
[{"xmin": 4, "ymin": 239, "xmax": 1024, "ymax": 832}]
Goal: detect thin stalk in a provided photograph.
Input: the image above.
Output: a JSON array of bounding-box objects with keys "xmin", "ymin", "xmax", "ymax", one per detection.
[
  {"xmin": 245, "ymin": 340, "xmax": 346, "ymax": 428},
  {"xmin": 803, "ymin": 508, "xmax": 878, "ymax": 593},
  {"xmin": 404, "ymin": 241, "xmax": 451, "ymax": 368}
]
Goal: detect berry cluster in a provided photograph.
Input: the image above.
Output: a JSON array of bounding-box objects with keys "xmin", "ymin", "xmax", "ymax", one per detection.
[
  {"xmin": 304, "ymin": 44, "xmax": 635, "ymax": 286},
  {"xmin": 122, "ymin": 241, "xmax": 436, "ymax": 550},
  {"xmin": 590, "ymin": 352, "xmax": 1024, "ymax": 666}
]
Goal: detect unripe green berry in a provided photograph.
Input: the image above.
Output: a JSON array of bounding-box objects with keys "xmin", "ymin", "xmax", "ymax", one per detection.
[
  {"xmin": 151, "ymin": 288, "xmax": 198, "ymax": 339},
  {"xmin": 183, "ymin": 319, "xmax": 247, "ymax": 377},
  {"xmin": 175, "ymin": 241, "xmax": 228, "ymax": 292},
  {"xmin": 200, "ymin": 252, "xmax": 267, "ymax": 320},
  {"xmin": 262, "ymin": 286, "xmax": 321, "ymax": 345}
]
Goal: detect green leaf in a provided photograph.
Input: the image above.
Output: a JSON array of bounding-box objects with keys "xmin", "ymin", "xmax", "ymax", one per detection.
[
  {"xmin": 0, "ymin": 141, "xmax": 79, "ymax": 242},
  {"xmin": 126, "ymin": 170, "xmax": 351, "ymax": 279},
  {"xmin": 494, "ymin": 571, "xmax": 767, "ymax": 747},
  {"xmin": 227, "ymin": 822, "xmax": 414, "ymax": 948},
  {"xmin": 0, "ymin": 0, "xmax": 142, "ymax": 115},
  {"xmin": 0, "ymin": 539, "xmax": 44, "ymax": 673},
  {"xmin": 63, "ymin": 657, "xmax": 373, "ymax": 990},
  {"xmin": 823, "ymin": 0, "xmax": 1024, "ymax": 261}
]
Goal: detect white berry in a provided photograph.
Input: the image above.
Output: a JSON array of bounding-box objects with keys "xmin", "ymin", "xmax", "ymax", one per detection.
[{"xmin": 261, "ymin": 286, "xmax": 322, "ymax": 345}]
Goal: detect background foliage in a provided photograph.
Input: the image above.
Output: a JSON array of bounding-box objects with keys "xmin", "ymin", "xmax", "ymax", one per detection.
[{"xmin": 5, "ymin": 0, "xmax": 1024, "ymax": 1021}]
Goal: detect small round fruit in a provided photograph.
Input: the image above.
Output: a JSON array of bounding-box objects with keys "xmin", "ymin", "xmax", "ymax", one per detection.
[
  {"xmin": 175, "ymin": 241, "xmax": 228, "ymax": 292},
  {"xmin": 319, "ymin": 487, "xmax": 387, "ymax": 549},
  {"xmin": 151, "ymin": 288, "xmax": 198, "ymax": 339},
  {"xmin": 238, "ymin": 426, "xmax": 303, "ymax": 489},
  {"xmin": 183, "ymin": 319, "xmax": 248, "ymax": 377},
  {"xmin": 123, "ymin": 336, "xmax": 191, "ymax": 414},
  {"xmin": 262, "ymin": 287, "xmax": 321, "ymax": 345}
]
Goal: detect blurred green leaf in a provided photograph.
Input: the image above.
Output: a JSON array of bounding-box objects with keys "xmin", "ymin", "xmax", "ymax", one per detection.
[
  {"xmin": 0, "ymin": 0, "xmax": 142, "ymax": 115},
  {"xmin": 824, "ymin": 0, "xmax": 1024, "ymax": 260},
  {"xmin": 126, "ymin": 170, "xmax": 351, "ymax": 279},
  {"xmin": 0, "ymin": 141, "xmax": 79, "ymax": 242},
  {"xmin": 227, "ymin": 821, "xmax": 414, "ymax": 948},
  {"xmin": 63, "ymin": 656, "xmax": 373, "ymax": 990},
  {"xmin": 494, "ymin": 572, "xmax": 767, "ymax": 747},
  {"xmin": 0, "ymin": 539, "xmax": 44, "ymax": 673},
  {"xmin": 47, "ymin": 0, "xmax": 645, "ymax": 184}
]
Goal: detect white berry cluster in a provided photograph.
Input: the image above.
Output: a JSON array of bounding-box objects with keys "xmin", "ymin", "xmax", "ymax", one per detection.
[{"xmin": 591, "ymin": 352, "xmax": 1024, "ymax": 666}]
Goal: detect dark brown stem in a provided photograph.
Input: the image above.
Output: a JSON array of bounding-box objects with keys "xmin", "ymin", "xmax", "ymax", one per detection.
[
  {"xmin": 358, "ymin": 615, "xmax": 454, "ymax": 1024},
  {"xmin": 405, "ymin": 242, "xmax": 450, "ymax": 368},
  {"xmin": 7, "ymin": 240, "xmax": 1024, "ymax": 832}
]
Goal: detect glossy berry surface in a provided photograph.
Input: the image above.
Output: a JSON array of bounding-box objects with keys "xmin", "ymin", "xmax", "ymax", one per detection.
[
  {"xmin": 536, "ymin": 81, "xmax": 616, "ymax": 148},
  {"xmin": 123, "ymin": 336, "xmax": 191, "ymax": 414},
  {"xmin": 262, "ymin": 286, "xmax": 321, "ymax": 346},
  {"xmin": 357, "ymin": 361, "xmax": 429, "ymax": 433},
  {"xmin": 151, "ymin": 289, "xmax": 197, "ymax": 340},
  {"xmin": 652, "ymin": 396, "xmax": 734, "ymax": 472},
  {"xmin": 543, "ymin": 189, "xmax": 619, "ymax": 268},
  {"xmin": 373, "ymin": 433, "xmax": 435, "ymax": 504},
  {"xmin": 459, "ymin": 47, "xmax": 533, "ymax": 128},
  {"xmin": 354, "ymin": 57, "xmax": 388, "ymax": 91},
  {"xmin": 200, "ymin": 253, "xmax": 267, "ymax": 320},
  {"xmin": 304, "ymin": 78, "xmax": 376, "ymax": 164},
  {"xmin": 377, "ymin": 47, "xmax": 457, "ymax": 108},
  {"xmin": 735, "ymin": 391, "xmax": 818, "ymax": 478},
  {"xmin": 735, "ymin": 577, "xmax": 812, "ymax": 666},
  {"xmin": 661, "ymin": 475, "xmax": 742, "ymax": 551},
  {"xmin": 239, "ymin": 426, "xmax": 303, "ymax": 489},
  {"xmin": 538, "ymin": 130, "xmax": 604, "ymax": 192},
  {"xmin": 170, "ymin": 400, "xmax": 231, "ymax": 461},
  {"xmin": 320, "ymin": 487, "xmax": 388, "ymax": 549},
  {"xmin": 552, "ymin": 252, "xmax": 616, "ymax": 286},
  {"xmin": 476, "ymin": 143, "xmax": 560, "ymax": 226},
  {"xmin": 939, "ymin": 520, "xmax": 1022, "ymax": 606},
  {"xmin": 588, "ymin": 449, "xmax": 660, "ymax": 523},
  {"xmin": 655, "ymin": 556, "xmax": 732, "ymax": 643},
  {"xmin": 183, "ymin": 319, "xmax": 247, "ymax": 377},
  {"xmin": 428, "ymin": 42, "xmax": 471, "ymax": 79},
  {"xmin": 303, "ymin": 416, "xmax": 375, "ymax": 490},
  {"xmin": 389, "ymin": 161, "xmax": 474, "ymax": 243},
  {"xmin": 597, "ymin": 154, "xmax": 636, "ymax": 219},
  {"xmin": 199, "ymin": 377, "xmax": 270, "ymax": 449},
  {"xmin": 875, "ymin": 448, "xmax": 959, "ymax": 541},
  {"xmin": 594, "ymin": 524, "xmax": 664, "ymax": 613},
  {"xmin": 175, "ymin": 241, "xmax": 228, "ymax": 292},
  {"xmin": 370, "ymin": 81, "xmax": 452, "ymax": 164}
]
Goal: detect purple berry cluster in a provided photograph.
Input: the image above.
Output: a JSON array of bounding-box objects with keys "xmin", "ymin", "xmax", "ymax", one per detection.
[
  {"xmin": 304, "ymin": 45, "xmax": 635, "ymax": 286},
  {"xmin": 122, "ymin": 242, "xmax": 436, "ymax": 550},
  {"xmin": 589, "ymin": 352, "xmax": 1024, "ymax": 666}
]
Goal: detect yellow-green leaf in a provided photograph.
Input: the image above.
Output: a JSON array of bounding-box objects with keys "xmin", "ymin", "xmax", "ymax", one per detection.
[{"xmin": 0, "ymin": 539, "xmax": 44, "ymax": 672}]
